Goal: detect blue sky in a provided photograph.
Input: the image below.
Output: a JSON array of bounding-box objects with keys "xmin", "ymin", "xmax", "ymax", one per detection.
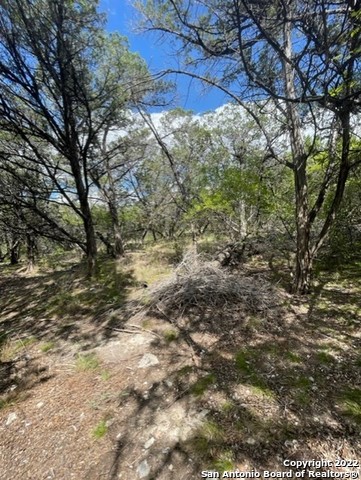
[{"xmin": 98, "ymin": 0, "xmax": 227, "ymax": 113}]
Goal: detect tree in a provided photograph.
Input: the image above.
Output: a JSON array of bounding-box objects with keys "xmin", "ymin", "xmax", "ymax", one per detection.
[
  {"xmin": 136, "ymin": 0, "xmax": 361, "ymax": 292},
  {"xmin": 0, "ymin": 0, "xmax": 100, "ymax": 273},
  {"xmin": 0, "ymin": 133, "xmax": 87, "ymax": 253},
  {"xmin": 0, "ymin": 0, "xmax": 154, "ymax": 274},
  {"xmin": 190, "ymin": 104, "xmax": 277, "ymax": 242},
  {"xmin": 129, "ymin": 108, "xmax": 216, "ymax": 241},
  {"xmin": 87, "ymin": 35, "xmax": 156, "ymax": 257}
]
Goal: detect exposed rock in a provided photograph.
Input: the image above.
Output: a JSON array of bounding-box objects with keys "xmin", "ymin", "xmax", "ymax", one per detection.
[
  {"xmin": 150, "ymin": 406, "xmax": 209, "ymax": 443},
  {"xmin": 246, "ymin": 438, "xmax": 256, "ymax": 445},
  {"xmin": 144, "ymin": 437, "xmax": 155, "ymax": 449},
  {"xmin": 138, "ymin": 354, "xmax": 159, "ymax": 368},
  {"xmin": 137, "ymin": 459, "xmax": 150, "ymax": 478},
  {"xmin": 6, "ymin": 412, "xmax": 18, "ymax": 426},
  {"xmin": 129, "ymin": 335, "xmax": 153, "ymax": 346},
  {"xmin": 96, "ymin": 334, "xmax": 153, "ymax": 364}
]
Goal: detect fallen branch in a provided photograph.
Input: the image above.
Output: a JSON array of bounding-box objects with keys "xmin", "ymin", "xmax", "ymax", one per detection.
[
  {"xmin": 105, "ymin": 325, "xmax": 162, "ymax": 339},
  {"xmin": 148, "ymin": 254, "xmax": 279, "ymax": 316}
]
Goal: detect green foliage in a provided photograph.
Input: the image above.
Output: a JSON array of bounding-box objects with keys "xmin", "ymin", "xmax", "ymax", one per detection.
[
  {"xmin": 1, "ymin": 336, "xmax": 37, "ymax": 362},
  {"xmin": 0, "ymin": 330, "xmax": 8, "ymax": 350},
  {"xmin": 40, "ymin": 342, "xmax": 55, "ymax": 353},
  {"xmin": 92, "ymin": 206, "xmax": 112, "ymax": 231},
  {"xmin": 0, "ymin": 398, "xmax": 11, "ymax": 410},
  {"xmin": 100, "ymin": 370, "xmax": 111, "ymax": 381},
  {"xmin": 316, "ymin": 351, "xmax": 334, "ymax": 365},
  {"xmin": 76, "ymin": 353, "xmax": 100, "ymax": 371},
  {"xmin": 163, "ymin": 329, "xmax": 178, "ymax": 342},
  {"xmin": 340, "ymin": 388, "xmax": 361, "ymax": 424},
  {"xmin": 213, "ymin": 452, "xmax": 235, "ymax": 473},
  {"xmin": 285, "ymin": 351, "xmax": 302, "ymax": 363},
  {"xmin": 190, "ymin": 373, "xmax": 216, "ymax": 396},
  {"xmin": 92, "ymin": 419, "xmax": 108, "ymax": 439},
  {"xmin": 321, "ymin": 167, "xmax": 361, "ymax": 265},
  {"xmin": 292, "ymin": 375, "xmax": 311, "ymax": 389},
  {"xmin": 235, "ymin": 350, "xmax": 253, "ymax": 374},
  {"xmin": 201, "ymin": 420, "xmax": 225, "ymax": 441},
  {"xmin": 250, "ymin": 385, "xmax": 275, "ymax": 399}
]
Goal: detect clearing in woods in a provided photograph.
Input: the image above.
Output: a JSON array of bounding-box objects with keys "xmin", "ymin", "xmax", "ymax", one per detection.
[{"xmin": 0, "ymin": 247, "xmax": 360, "ymax": 479}]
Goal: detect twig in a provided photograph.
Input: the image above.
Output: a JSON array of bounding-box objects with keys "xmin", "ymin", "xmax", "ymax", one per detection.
[
  {"xmin": 149, "ymin": 260, "xmax": 277, "ymax": 316},
  {"xmin": 126, "ymin": 323, "xmax": 162, "ymax": 338},
  {"xmin": 105, "ymin": 325, "xmax": 162, "ymax": 339}
]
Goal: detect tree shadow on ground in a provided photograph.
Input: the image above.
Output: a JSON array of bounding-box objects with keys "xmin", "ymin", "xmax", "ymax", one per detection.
[
  {"xmin": 0, "ymin": 347, "xmax": 55, "ymax": 409},
  {"xmin": 0, "ymin": 257, "xmax": 138, "ymax": 349},
  {"xmin": 88, "ymin": 333, "xmax": 360, "ymax": 478},
  {"xmin": 0, "ymin": 257, "xmax": 139, "ymax": 410},
  {"xmin": 94, "ymin": 265, "xmax": 361, "ymax": 478},
  {"xmin": 1, "ymin": 258, "xmax": 361, "ymax": 478}
]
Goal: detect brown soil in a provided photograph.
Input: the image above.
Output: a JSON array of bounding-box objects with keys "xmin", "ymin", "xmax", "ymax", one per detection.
[{"xmin": 1, "ymin": 259, "xmax": 361, "ymax": 479}]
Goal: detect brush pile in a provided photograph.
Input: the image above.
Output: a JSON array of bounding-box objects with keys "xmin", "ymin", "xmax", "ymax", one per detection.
[{"xmin": 148, "ymin": 250, "xmax": 279, "ymax": 316}]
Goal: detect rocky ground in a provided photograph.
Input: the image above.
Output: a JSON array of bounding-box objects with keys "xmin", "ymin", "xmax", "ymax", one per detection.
[{"xmin": 1, "ymin": 255, "xmax": 361, "ymax": 479}]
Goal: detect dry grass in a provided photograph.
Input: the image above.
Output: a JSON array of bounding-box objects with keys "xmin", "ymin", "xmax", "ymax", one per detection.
[
  {"xmin": 1, "ymin": 251, "xmax": 361, "ymax": 478},
  {"xmin": 0, "ymin": 336, "xmax": 37, "ymax": 363},
  {"xmin": 125, "ymin": 249, "xmax": 173, "ymax": 289}
]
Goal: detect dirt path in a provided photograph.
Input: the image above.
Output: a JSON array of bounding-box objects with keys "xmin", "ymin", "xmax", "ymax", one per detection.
[
  {"xmin": 0, "ymin": 325, "xmax": 204, "ymax": 479},
  {"xmin": 1, "ymin": 262, "xmax": 361, "ymax": 479}
]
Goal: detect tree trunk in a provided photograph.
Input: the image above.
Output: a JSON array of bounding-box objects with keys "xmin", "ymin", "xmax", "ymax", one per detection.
[
  {"xmin": 68, "ymin": 150, "xmax": 98, "ymax": 277},
  {"xmin": 15, "ymin": 203, "xmax": 36, "ymax": 272},
  {"xmin": 9, "ymin": 239, "xmax": 20, "ymax": 265},
  {"xmin": 109, "ymin": 202, "xmax": 124, "ymax": 258},
  {"xmin": 6, "ymin": 238, "xmax": 20, "ymax": 265},
  {"xmin": 292, "ymin": 156, "xmax": 312, "ymax": 294},
  {"xmin": 26, "ymin": 233, "xmax": 36, "ymax": 272},
  {"xmin": 83, "ymin": 211, "xmax": 97, "ymax": 277},
  {"xmin": 96, "ymin": 231, "xmax": 115, "ymax": 256},
  {"xmin": 294, "ymin": 229, "xmax": 312, "ymax": 294},
  {"xmin": 89, "ymin": 136, "xmax": 125, "ymax": 259},
  {"xmin": 283, "ymin": 4, "xmax": 311, "ymax": 294},
  {"xmin": 73, "ymin": 163, "xmax": 97, "ymax": 275},
  {"xmin": 239, "ymin": 201, "xmax": 247, "ymax": 239}
]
